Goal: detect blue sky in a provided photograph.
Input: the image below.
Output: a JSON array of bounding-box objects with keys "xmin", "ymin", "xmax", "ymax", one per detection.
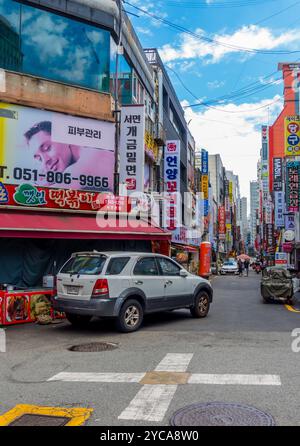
[{"xmin": 124, "ymin": 0, "xmax": 300, "ymax": 202}]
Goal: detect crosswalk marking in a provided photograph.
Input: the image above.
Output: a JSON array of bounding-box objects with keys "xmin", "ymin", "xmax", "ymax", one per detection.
[
  {"xmin": 188, "ymin": 374, "xmax": 281, "ymax": 386},
  {"xmin": 118, "ymin": 385, "xmax": 177, "ymax": 422},
  {"xmin": 48, "ymin": 373, "xmax": 145, "ymax": 383},
  {"xmin": 155, "ymin": 353, "xmax": 194, "ymax": 372},
  {"xmin": 47, "ymin": 352, "xmax": 282, "ymax": 423}
]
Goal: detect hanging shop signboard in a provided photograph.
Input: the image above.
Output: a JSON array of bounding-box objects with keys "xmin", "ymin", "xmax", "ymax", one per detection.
[
  {"xmin": 164, "ymin": 140, "xmax": 181, "ymax": 231},
  {"xmin": 120, "ymin": 104, "xmax": 145, "ymax": 193},
  {"xmin": 285, "ymin": 116, "xmax": 300, "ymax": 157},
  {"xmin": 201, "ymin": 149, "xmax": 209, "ymax": 175},
  {"xmin": 274, "ymin": 191, "xmax": 284, "ymax": 228},
  {"xmin": 273, "ymin": 158, "xmax": 283, "ymax": 191},
  {"xmin": 201, "ymin": 175, "xmax": 209, "ymax": 200},
  {"xmin": 286, "ymin": 161, "xmax": 300, "ymax": 212}
]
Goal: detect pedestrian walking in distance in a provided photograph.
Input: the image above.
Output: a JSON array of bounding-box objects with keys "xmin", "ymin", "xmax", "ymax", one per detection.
[
  {"xmin": 244, "ymin": 260, "xmax": 249, "ymax": 277},
  {"xmin": 238, "ymin": 259, "xmax": 243, "ymax": 277}
]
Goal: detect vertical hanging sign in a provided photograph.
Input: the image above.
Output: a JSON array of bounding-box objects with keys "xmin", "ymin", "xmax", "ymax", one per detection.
[
  {"xmin": 120, "ymin": 105, "xmax": 145, "ymax": 193},
  {"xmin": 164, "ymin": 140, "xmax": 181, "ymax": 231},
  {"xmin": 286, "ymin": 161, "xmax": 300, "ymax": 212}
]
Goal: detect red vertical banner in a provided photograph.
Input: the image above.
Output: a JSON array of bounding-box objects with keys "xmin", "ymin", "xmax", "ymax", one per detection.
[{"xmin": 218, "ymin": 206, "xmax": 226, "ymax": 240}]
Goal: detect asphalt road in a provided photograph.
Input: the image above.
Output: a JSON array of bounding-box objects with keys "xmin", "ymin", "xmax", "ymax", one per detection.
[{"xmin": 1, "ymin": 271, "xmax": 300, "ymax": 426}]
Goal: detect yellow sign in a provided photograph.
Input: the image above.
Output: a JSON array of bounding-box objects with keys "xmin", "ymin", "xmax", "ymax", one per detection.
[
  {"xmin": 201, "ymin": 175, "xmax": 209, "ymax": 199},
  {"xmin": 229, "ymin": 181, "xmax": 233, "ymax": 204},
  {"xmin": 145, "ymin": 131, "xmax": 158, "ymax": 162},
  {"xmin": 285, "ymin": 116, "xmax": 300, "ymax": 157}
]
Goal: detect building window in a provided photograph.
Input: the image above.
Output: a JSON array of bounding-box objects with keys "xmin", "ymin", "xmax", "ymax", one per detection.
[
  {"xmin": 0, "ymin": 0, "xmax": 110, "ymax": 92},
  {"xmin": 110, "ymin": 38, "xmax": 133, "ymax": 104}
]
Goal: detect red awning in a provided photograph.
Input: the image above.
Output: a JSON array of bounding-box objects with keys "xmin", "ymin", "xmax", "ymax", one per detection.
[
  {"xmin": 172, "ymin": 243, "xmax": 199, "ymax": 252},
  {"xmin": 0, "ymin": 210, "xmax": 171, "ymax": 241}
]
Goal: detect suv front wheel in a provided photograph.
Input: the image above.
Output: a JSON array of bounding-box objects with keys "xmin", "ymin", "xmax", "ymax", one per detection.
[
  {"xmin": 190, "ymin": 291, "xmax": 210, "ymax": 318},
  {"xmin": 116, "ymin": 299, "xmax": 144, "ymax": 333}
]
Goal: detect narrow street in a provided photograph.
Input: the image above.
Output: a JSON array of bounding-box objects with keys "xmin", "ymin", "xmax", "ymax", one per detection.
[{"xmin": 1, "ymin": 272, "xmax": 300, "ymax": 426}]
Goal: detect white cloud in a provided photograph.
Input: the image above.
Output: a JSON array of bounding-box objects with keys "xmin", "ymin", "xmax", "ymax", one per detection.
[
  {"xmin": 207, "ymin": 80, "xmax": 225, "ymax": 89},
  {"xmin": 159, "ymin": 25, "xmax": 300, "ymax": 64},
  {"xmin": 182, "ymin": 95, "xmax": 283, "ymax": 199},
  {"xmin": 136, "ymin": 26, "xmax": 153, "ymax": 36}
]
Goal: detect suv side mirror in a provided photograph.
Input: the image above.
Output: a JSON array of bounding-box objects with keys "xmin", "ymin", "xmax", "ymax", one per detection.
[{"xmin": 180, "ymin": 269, "xmax": 188, "ymax": 278}]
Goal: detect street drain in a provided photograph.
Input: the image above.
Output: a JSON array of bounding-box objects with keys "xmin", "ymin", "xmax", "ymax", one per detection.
[
  {"xmin": 69, "ymin": 342, "xmax": 118, "ymax": 352},
  {"xmin": 170, "ymin": 402, "xmax": 275, "ymax": 426},
  {"xmin": 9, "ymin": 414, "xmax": 70, "ymax": 426}
]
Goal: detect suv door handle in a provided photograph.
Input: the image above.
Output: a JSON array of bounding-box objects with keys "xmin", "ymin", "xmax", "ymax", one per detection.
[
  {"xmin": 135, "ymin": 280, "xmax": 143, "ymax": 285},
  {"xmin": 166, "ymin": 280, "xmax": 173, "ymax": 285}
]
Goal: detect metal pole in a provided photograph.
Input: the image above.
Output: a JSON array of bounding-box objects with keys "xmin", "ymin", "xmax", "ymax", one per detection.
[{"xmin": 114, "ymin": 0, "xmax": 123, "ymax": 196}]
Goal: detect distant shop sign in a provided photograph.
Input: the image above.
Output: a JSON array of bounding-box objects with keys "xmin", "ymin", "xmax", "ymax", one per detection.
[{"xmin": 285, "ymin": 116, "xmax": 300, "ymax": 156}]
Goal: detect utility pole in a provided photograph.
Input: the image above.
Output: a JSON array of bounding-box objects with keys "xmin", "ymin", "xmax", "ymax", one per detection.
[{"xmin": 113, "ymin": 0, "xmax": 123, "ymax": 196}]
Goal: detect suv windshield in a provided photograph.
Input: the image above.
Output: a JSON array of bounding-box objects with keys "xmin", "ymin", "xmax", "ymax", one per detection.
[{"xmin": 60, "ymin": 255, "xmax": 107, "ymax": 275}]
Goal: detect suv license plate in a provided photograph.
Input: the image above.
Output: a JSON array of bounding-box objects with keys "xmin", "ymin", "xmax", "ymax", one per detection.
[{"xmin": 67, "ymin": 286, "xmax": 80, "ymax": 295}]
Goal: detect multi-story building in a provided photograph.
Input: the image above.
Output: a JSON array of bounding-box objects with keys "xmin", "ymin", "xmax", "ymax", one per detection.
[
  {"xmin": 0, "ymin": 0, "xmax": 171, "ymax": 287},
  {"xmin": 250, "ymin": 181, "xmax": 259, "ymax": 248},
  {"xmin": 208, "ymin": 154, "xmax": 225, "ymax": 206},
  {"xmin": 240, "ymin": 197, "xmax": 248, "ymax": 244},
  {"xmin": 144, "ymin": 48, "xmax": 201, "ymax": 263}
]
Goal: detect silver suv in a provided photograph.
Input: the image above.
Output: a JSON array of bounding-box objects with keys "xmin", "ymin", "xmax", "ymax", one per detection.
[{"xmin": 54, "ymin": 251, "xmax": 213, "ymax": 332}]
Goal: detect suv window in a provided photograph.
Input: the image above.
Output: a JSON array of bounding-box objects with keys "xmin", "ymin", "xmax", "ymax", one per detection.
[
  {"xmin": 106, "ymin": 257, "xmax": 130, "ymax": 275},
  {"xmin": 60, "ymin": 255, "xmax": 107, "ymax": 275},
  {"xmin": 157, "ymin": 258, "xmax": 181, "ymax": 276},
  {"xmin": 133, "ymin": 257, "xmax": 159, "ymax": 276}
]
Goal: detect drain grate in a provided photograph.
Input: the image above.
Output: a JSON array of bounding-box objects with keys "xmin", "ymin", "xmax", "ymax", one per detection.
[
  {"xmin": 170, "ymin": 402, "xmax": 275, "ymax": 426},
  {"xmin": 9, "ymin": 414, "xmax": 70, "ymax": 426},
  {"xmin": 69, "ymin": 342, "xmax": 118, "ymax": 352}
]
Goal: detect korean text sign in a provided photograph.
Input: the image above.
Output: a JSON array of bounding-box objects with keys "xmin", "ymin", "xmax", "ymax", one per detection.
[
  {"xmin": 286, "ymin": 161, "xmax": 300, "ymax": 212},
  {"xmin": 120, "ymin": 105, "xmax": 145, "ymax": 193},
  {"xmin": 0, "ymin": 102, "xmax": 115, "ymax": 194},
  {"xmin": 285, "ymin": 117, "xmax": 300, "ymax": 157},
  {"xmin": 201, "ymin": 150, "xmax": 208, "ymax": 175},
  {"xmin": 164, "ymin": 140, "xmax": 181, "ymax": 231},
  {"xmin": 274, "ymin": 191, "xmax": 284, "ymax": 228},
  {"xmin": 273, "ymin": 158, "xmax": 283, "ymax": 191}
]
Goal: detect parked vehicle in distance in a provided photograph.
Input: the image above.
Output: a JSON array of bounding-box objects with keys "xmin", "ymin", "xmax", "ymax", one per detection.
[
  {"xmin": 53, "ymin": 251, "xmax": 213, "ymax": 333},
  {"xmin": 220, "ymin": 260, "xmax": 239, "ymax": 275},
  {"xmin": 261, "ymin": 266, "xmax": 294, "ymax": 304}
]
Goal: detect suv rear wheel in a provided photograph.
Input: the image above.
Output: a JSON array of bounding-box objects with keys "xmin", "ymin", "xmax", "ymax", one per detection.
[
  {"xmin": 65, "ymin": 313, "xmax": 92, "ymax": 327},
  {"xmin": 116, "ymin": 299, "xmax": 143, "ymax": 333},
  {"xmin": 190, "ymin": 291, "xmax": 210, "ymax": 318}
]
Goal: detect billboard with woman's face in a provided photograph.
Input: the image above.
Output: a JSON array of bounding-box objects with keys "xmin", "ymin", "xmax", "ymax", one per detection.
[{"xmin": 0, "ymin": 102, "xmax": 115, "ymax": 194}]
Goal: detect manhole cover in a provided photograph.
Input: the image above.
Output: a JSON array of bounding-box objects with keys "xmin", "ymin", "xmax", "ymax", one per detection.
[
  {"xmin": 69, "ymin": 342, "xmax": 118, "ymax": 352},
  {"xmin": 170, "ymin": 402, "xmax": 275, "ymax": 426},
  {"xmin": 9, "ymin": 414, "xmax": 70, "ymax": 426}
]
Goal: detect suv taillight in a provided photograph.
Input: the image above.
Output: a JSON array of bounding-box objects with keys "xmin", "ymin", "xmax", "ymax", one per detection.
[{"xmin": 92, "ymin": 279, "xmax": 109, "ymax": 297}]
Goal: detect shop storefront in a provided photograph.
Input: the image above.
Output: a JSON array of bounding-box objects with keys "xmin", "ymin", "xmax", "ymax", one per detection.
[{"xmin": 0, "ymin": 102, "xmax": 171, "ymax": 326}]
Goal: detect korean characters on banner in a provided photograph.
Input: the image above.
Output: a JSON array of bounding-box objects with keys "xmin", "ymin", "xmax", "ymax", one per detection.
[
  {"xmin": 0, "ymin": 102, "xmax": 115, "ymax": 194},
  {"xmin": 274, "ymin": 191, "xmax": 284, "ymax": 228},
  {"xmin": 285, "ymin": 117, "xmax": 300, "ymax": 157},
  {"xmin": 119, "ymin": 105, "xmax": 145, "ymax": 194},
  {"xmin": 266, "ymin": 224, "xmax": 275, "ymax": 253},
  {"xmin": 286, "ymin": 161, "xmax": 300, "ymax": 212},
  {"xmin": 218, "ymin": 206, "xmax": 226, "ymax": 240},
  {"xmin": 273, "ymin": 158, "xmax": 283, "ymax": 191},
  {"xmin": 261, "ymin": 125, "xmax": 269, "ymax": 161},
  {"xmin": 164, "ymin": 140, "xmax": 181, "ymax": 231},
  {"xmin": 201, "ymin": 149, "xmax": 208, "ymax": 175},
  {"xmin": 265, "ymin": 200, "xmax": 273, "ymax": 225}
]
